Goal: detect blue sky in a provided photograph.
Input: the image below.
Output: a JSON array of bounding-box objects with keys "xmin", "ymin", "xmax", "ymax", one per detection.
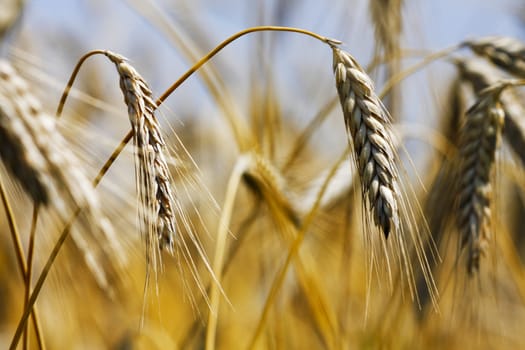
[{"xmin": 8, "ymin": 0, "xmax": 525, "ymax": 155}]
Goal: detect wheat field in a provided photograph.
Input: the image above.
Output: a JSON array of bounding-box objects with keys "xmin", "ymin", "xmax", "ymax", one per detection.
[{"xmin": 1, "ymin": 0, "xmax": 525, "ymax": 349}]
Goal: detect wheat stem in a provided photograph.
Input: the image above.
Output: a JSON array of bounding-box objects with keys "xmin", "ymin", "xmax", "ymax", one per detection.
[
  {"xmin": 247, "ymin": 149, "xmax": 349, "ymax": 349},
  {"xmin": 205, "ymin": 156, "xmax": 250, "ymax": 350},
  {"xmin": 1, "ymin": 177, "xmax": 44, "ymax": 350},
  {"xmin": 23, "ymin": 204, "xmax": 43, "ymax": 350},
  {"xmin": 56, "ymin": 50, "xmax": 107, "ymax": 117}
]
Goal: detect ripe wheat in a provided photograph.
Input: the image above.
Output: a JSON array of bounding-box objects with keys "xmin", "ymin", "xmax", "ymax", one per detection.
[
  {"xmin": 332, "ymin": 46, "xmax": 400, "ymax": 238},
  {"xmin": 456, "ymin": 84, "xmax": 505, "ymax": 274},
  {"xmin": 456, "ymin": 58, "xmax": 525, "ymax": 166},
  {"xmin": 0, "ymin": 58, "xmax": 122, "ymax": 290},
  {"xmin": 103, "ymin": 51, "xmax": 178, "ymax": 267}
]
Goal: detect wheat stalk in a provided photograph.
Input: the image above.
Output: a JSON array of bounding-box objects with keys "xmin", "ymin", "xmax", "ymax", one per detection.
[
  {"xmin": 456, "ymin": 84, "xmax": 506, "ymax": 274},
  {"xmin": 369, "ymin": 0, "xmax": 403, "ymax": 61},
  {"xmin": 332, "ymin": 46, "xmax": 400, "ymax": 238},
  {"xmin": 102, "ymin": 52, "xmax": 178, "ymax": 266},
  {"xmin": 0, "ymin": 59, "xmax": 122, "ymax": 291},
  {"xmin": 465, "ymin": 36, "xmax": 525, "ymax": 77}
]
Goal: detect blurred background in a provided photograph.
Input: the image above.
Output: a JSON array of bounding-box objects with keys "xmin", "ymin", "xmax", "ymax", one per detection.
[{"xmin": 1, "ymin": 0, "xmax": 525, "ymax": 349}]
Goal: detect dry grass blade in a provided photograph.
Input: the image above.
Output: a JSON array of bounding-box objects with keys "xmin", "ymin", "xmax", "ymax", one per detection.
[
  {"xmin": 332, "ymin": 46, "xmax": 400, "ymax": 238},
  {"xmin": 103, "ymin": 51, "xmax": 177, "ymax": 270},
  {"xmin": 465, "ymin": 36, "xmax": 525, "ymax": 77},
  {"xmin": 456, "ymin": 85, "xmax": 506, "ymax": 274},
  {"xmin": 0, "ymin": 59, "xmax": 122, "ymax": 292}
]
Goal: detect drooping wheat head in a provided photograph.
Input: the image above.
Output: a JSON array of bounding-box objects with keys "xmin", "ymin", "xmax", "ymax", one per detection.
[
  {"xmin": 331, "ymin": 45, "xmax": 440, "ymax": 307},
  {"xmin": 102, "ymin": 51, "xmax": 178, "ymax": 272},
  {"xmin": 332, "ymin": 46, "xmax": 399, "ymax": 238},
  {"xmin": 455, "ymin": 84, "xmax": 505, "ymax": 274}
]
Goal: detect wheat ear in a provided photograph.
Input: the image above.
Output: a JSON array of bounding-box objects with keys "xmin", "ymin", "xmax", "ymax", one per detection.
[
  {"xmin": 456, "ymin": 84, "xmax": 506, "ymax": 274},
  {"xmin": 0, "ymin": 59, "xmax": 123, "ymax": 291},
  {"xmin": 465, "ymin": 36, "xmax": 525, "ymax": 77},
  {"xmin": 102, "ymin": 51, "xmax": 177, "ymax": 266},
  {"xmin": 0, "ymin": 60, "xmax": 50, "ymax": 204},
  {"xmin": 456, "ymin": 58, "xmax": 525, "ymax": 166},
  {"xmin": 332, "ymin": 46, "xmax": 400, "ymax": 238}
]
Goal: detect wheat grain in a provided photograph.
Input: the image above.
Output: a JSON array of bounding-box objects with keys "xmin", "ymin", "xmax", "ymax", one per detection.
[
  {"xmin": 456, "ymin": 84, "xmax": 505, "ymax": 274},
  {"xmin": 465, "ymin": 36, "xmax": 525, "ymax": 77},
  {"xmin": 332, "ymin": 46, "xmax": 400, "ymax": 238},
  {"xmin": 102, "ymin": 51, "xmax": 177, "ymax": 266}
]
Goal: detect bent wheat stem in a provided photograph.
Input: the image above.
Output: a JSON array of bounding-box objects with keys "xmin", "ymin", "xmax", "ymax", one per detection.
[{"xmin": 158, "ymin": 26, "xmax": 340, "ymax": 103}]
